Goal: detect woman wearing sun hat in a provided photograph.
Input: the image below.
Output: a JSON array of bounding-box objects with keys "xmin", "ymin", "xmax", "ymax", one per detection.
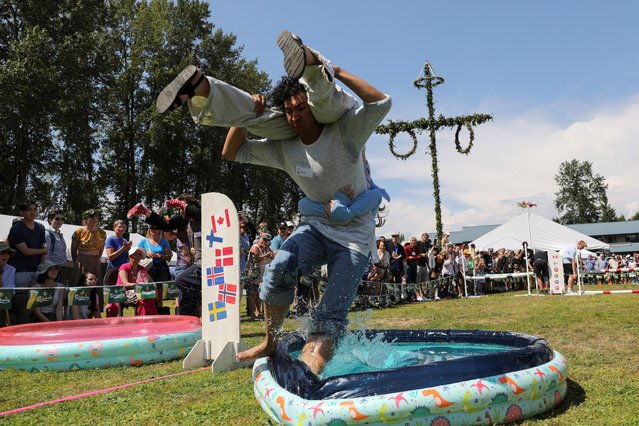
[{"xmin": 31, "ymin": 260, "xmax": 65, "ymax": 322}]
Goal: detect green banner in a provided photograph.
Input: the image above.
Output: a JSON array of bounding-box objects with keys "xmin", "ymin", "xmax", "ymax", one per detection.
[
  {"xmin": 104, "ymin": 286, "xmax": 126, "ymax": 304},
  {"xmin": 136, "ymin": 283, "xmax": 157, "ymax": 300},
  {"xmin": 67, "ymin": 287, "xmax": 91, "ymax": 306},
  {"xmin": 27, "ymin": 288, "xmax": 55, "ymax": 309},
  {"xmin": 163, "ymin": 282, "xmax": 179, "ymax": 300},
  {"xmin": 0, "ymin": 288, "xmax": 13, "ymax": 310}
]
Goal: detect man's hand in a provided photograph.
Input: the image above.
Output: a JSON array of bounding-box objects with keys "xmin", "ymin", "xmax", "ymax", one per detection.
[
  {"xmin": 251, "ymin": 94, "xmax": 266, "ymax": 117},
  {"xmin": 338, "ymin": 185, "xmax": 355, "ymax": 200}
]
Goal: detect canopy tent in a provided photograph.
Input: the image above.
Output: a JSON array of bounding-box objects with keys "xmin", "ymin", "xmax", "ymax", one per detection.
[{"xmin": 471, "ymin": 211, "xmax": 609, "ymax": 252}]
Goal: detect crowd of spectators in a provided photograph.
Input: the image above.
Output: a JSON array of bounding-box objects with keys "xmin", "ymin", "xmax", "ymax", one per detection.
[
  {"xmin": 0, "ymin": 199, "xmax": 195, "ymax": 326},
  {"xmin": 361, "ymin": 232, "xmax": 539, "ymax": 301},
  {"xmin": 3, "ymin": 199, "xmax": 639, "ymax": 327}
]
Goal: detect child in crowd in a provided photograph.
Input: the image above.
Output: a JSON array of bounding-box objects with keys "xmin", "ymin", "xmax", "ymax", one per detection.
[
  {"xmin": 69, "ymin": 272, "xmax": 101, "ymax": 319},
  {"xmin": 31, "ymin": 260, "xmax": 64, "ymax": 322}
]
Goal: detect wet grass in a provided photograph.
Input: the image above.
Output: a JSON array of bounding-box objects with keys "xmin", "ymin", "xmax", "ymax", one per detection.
[{"xmin": 2, "ymin": 288, "xmax": 639, "ymax": 425}]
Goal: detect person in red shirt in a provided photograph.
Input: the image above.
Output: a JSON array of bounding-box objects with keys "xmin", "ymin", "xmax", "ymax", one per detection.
[{"xmin": 404, "ymin": 236, "xmax": 422, "ymax": 301}]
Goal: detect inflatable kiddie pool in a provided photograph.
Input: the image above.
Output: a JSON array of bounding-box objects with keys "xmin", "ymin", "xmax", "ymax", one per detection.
[
  {"xmin": 253, "ymin": 329, "xmax": 568, "ymax": 425},
  {"xmin": 0, "ymin": 316, "xmax": 201, "ymax": 372}
]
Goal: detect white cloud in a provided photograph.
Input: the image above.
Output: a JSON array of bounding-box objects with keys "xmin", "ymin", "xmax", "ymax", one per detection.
[{"xmin": 370, "ymin": 95, "xmax": 639, "ymax": 238}]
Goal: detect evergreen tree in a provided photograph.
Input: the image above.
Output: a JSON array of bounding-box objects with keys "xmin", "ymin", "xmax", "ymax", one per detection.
[{"xmin": 554, "ymin": 159, "xmax": 617, "ymax": 224}]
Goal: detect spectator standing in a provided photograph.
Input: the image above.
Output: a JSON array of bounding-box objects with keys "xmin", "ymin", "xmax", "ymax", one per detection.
[
  {"xmin": 559, "ymin": 240, "xmax": 587, "ymax": 294},
  {"xmin": 138, "ymin": 225, "xmax": 172, "ymax": 311},
  {"xmin": 533, "ymin": 250, "xmax": 549, "ymax": 295},
  {"xmin": 45, "ymin": 209, "xmax": 68, "ymax": 275},
  {"xmin": 105, "ymin": 220, "xmax": 132, "ymax": 271},
  {"xmin": 8, "ymin": 201, "xmax": 47, "ymax": 324},
  {"xmin": 270, "ymin": 222, "xmax": 289, "ymax": 254},
  {"xmin": 404, "ymin": 236, "xmax": 421, "ymax": 300},
  {"xmin": 246, "ymin": 235, "xmax": 274, "ymax": 321},
  {"xmin": 70, "ymin": 209, "xmax": 106, "ymax": 296},
  {"xmin": 170, "ymin": 196, "xmax": 202, "ymax": 317},
  {"xmin": 389, "ymin": 233, "xmax": 405, "ymax": 283}
]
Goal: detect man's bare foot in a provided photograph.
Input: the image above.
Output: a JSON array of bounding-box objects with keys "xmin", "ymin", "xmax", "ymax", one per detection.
[{"xmin": 236, "ymin": 339, "xmax": 276, "ymax": 362}]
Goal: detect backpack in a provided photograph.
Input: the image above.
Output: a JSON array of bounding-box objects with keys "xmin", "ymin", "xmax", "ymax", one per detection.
[{"xmin": 47, "ymin": 230, "xmax": 56, "ymax": 254}]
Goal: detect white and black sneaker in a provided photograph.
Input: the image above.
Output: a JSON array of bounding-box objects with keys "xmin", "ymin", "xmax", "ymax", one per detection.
[
  {"xmin": 276, "ymin": 30, "xmax": 306, "ymax": 79},
  {"xmin": 156, "ymin": 65, "xmax": 205, "ymax": 114}
]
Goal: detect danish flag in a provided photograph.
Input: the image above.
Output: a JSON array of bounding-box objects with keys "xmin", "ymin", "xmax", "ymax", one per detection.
[{"xmin": 215, "ymin": 246, "xmax": 234, "ymax": 267}]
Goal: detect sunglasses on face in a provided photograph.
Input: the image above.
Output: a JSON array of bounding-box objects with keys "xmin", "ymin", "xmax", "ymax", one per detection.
[
  {"xmin": 0, "ymin": 250, "xmax": 11, "ymax": 255},
  {"xmin": 54, "ymin": 217, "xmax": 65, "ymax": 221}
]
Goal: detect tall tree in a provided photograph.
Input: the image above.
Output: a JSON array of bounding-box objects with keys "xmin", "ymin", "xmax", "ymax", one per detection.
[{"xmin": 554, "ymin": 159, "xmax": 616, "ymax": 224}]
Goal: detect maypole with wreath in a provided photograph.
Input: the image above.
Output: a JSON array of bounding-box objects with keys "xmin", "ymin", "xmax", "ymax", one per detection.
[{"xmin": 376, "ymin": 61, "xmax": 492, "ymax": 246}]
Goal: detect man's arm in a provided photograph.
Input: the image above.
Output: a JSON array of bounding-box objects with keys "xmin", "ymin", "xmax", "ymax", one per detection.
[
  {"xmin": 222, "ymin": 127, "xmax": 247, "ymax": 161},
  {"xmin": 333, "ymin": 66, "xmax": 385, "ymax": 103}
]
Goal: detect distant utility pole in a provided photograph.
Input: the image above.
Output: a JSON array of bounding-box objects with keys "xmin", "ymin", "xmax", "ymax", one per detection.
[{"xmin": 376, "ymin": 61, "xmax": 492, "ymax": 246}]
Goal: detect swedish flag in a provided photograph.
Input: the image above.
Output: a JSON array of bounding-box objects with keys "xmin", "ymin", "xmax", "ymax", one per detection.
[{"xmin": 208, "ymin": 301, "xmax": 227, "ymax": 321}]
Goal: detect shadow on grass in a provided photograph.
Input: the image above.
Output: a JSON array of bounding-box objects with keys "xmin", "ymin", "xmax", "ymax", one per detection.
[{"xmin": 528, "ymin": 378, "xmax": 585, "ymax": 423}]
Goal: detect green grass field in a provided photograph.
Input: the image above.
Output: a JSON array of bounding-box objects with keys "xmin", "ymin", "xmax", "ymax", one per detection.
[{"xmin": 2, "ymin": 285, "xmax": 639, "ymax": 425}]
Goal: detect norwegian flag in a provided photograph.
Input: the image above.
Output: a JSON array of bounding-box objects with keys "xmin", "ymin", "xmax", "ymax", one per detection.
[
  {"xmin": 211, "ymin": 209, "xmax": 231, "ymax": 233},
  {"xmin": 215, "ymin": 246, "xmax": 234, "ymax": 267},
  {"xmin": 217, "ymin": 283, "xmax": 238, "ymax": 304},
  {"xmin": 206, "ymin": 266, "xmax": 225, "ymax": 287}
]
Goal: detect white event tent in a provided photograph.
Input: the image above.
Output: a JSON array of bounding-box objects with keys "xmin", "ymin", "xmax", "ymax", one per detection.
[{"xmin": 471, "ymin": 211, "xmax": 609, "ymax": 252}]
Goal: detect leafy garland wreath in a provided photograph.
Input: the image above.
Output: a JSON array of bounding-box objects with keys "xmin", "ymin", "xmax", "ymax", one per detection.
[
  {"xmin": 454, "ymin": 122, "xmax": 474, "ymax": 155},
  {"xmin": 387, "ymin": 128, "xmax": 419, "ymax": 160}
]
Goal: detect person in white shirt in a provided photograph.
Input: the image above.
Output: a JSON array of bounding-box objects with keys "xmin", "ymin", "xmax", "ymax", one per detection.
[{"xmin": 559, "ymin": 240, "xmax": 587, "ymax": 294}]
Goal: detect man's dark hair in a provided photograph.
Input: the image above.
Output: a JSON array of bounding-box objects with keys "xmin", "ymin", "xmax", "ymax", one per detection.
[
  {"xmin": 270, "ymin": 76, "xmax": 306, "ymax": 109},
  {"xmin": 18, "ymin": 201, "xmax": 37, "ymax": 211}
]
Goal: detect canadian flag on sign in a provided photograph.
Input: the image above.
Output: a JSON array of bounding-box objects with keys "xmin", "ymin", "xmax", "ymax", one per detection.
[
  {"xmin": 215, "ymin": 246, "xmax": 234, "ymax": 267},
  {"xmin": 211, "ymin": 209, "xmax": 231, "ymax": 233}
]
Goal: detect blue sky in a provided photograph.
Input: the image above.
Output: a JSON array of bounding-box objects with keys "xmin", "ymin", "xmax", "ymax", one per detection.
[{"xmin": 206, "ymin": 0, "xmax": 639, "ymax": 238}]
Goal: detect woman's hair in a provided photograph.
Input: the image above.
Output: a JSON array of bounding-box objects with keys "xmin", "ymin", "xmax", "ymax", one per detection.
[
  {"xmin": 47, "ymin": 209, "xmax": 64, "ymax": 224},
  {"xmin": 270, "ymin": 76, "xmax": 306, "ymax": 109},
  {"xmin": 146, "ymin": 226, "xmax": 164, "ymax": 240},
  {"xmin": 77, "ymin": 272, "xmax": 95, "ymax": 286}
]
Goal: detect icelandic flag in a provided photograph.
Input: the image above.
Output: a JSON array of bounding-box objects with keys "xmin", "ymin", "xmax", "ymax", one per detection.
[{"xmin": 206, "ymin": 266, "xmax": 225, "ymax": 286}]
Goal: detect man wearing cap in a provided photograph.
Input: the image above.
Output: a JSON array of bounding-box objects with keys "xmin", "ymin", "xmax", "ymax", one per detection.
[
  {"xmin": 270, "ymin": 222, "xmax": 289, "ymax": 255},
  {"xmin": 8, "ymin": 201, "xmax": 47, "ymax": 324}
]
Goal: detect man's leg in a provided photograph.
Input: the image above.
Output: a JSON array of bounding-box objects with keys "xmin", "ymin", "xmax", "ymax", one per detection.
[
  {"xmin": 175, "ymin": 264, "xmax": 201, "ymax": 316},
  {"xmin": 300, "ymin": 238, "xmax": 369, "ymax": 374},
  {"xmin": 158, "ymin": 67, "xmax": 295, "ymax": 140},
  {"xmin": 237, "ymin": 224, "xmax": 327, "ymax": 362}
]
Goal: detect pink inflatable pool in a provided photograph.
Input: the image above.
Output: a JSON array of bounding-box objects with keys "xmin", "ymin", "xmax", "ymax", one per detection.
[{"xmin": 0, "ymin": 316, "xmax": 201, "ymax": 371}]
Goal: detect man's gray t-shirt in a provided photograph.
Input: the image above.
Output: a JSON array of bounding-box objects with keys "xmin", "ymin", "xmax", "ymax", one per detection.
[{"xmin": 236, "ymin": 96, "xmax": 392, "ymax": 256}]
